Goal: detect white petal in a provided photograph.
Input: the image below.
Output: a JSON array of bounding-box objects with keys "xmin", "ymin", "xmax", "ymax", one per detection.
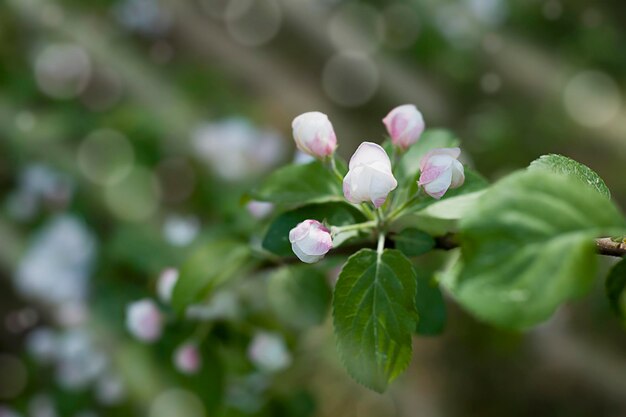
[
  {"xmin": 291, "ymin": 243, "xmax": 323, "ymax": 263},
  {"xmin": 424, "ymin": 168, "xmax": 452, "ymax": 199},
  {"xmin": 348, "ymin": 142, "xmax": 392, "ymax": 170},
  {"xmin": 450, "ymin": 160, "xmax": 465, "ymax": 189}
]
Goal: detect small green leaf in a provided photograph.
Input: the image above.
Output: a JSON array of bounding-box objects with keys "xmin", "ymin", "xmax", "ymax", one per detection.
[
  {"xmin": 606, "ymin": 258, "xmax": 626, "ymax": 320},
  {"xmin": 415, "ymin": 271, "xmax": 446, "ymax": 336},
  {"xmin": 252, "ymin": 161, "xmax": 342, "ymax": 206},
  {"xmin": 262, "ymin": 203, "xmax": 366, "ymax": 257},
  {"xmin": 529, "ymin": 154, "xmax": 610, "ymax": 198},
  {"xmin": 392, "ymin": 228, "xmax": 435, "ymax": 257},
  {"xmin": 268, "ymin": 266, "xmax": 331, "ymax": 329},
  {"xmin": 172, "ymin": 240, "xmax": 251, "ymax": 314},
  {"xmin": 446, "ymin": 170, "xmax": 626, "ymax": 329},
  {"xmin": 333, "ymin": 249, "xmax": 418, "ymax": 392}
]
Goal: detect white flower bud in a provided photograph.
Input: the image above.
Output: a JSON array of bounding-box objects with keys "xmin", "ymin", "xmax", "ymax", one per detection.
[
  {"xmin": 125, "ymin": 299, "xmax": 163, "ymax": 343},
  {"xmin": 173, "ymin": 342, "xmax": 202, "ymax": 375},
  {"xmin": 291, "ymin": 112, "xmax": 337, "ymax": 158},
  {"xmin": 289, "ymin": 220, "xmax": 333, "ymax": 264},
  {"xmin": 383, "ymin": 104, "xmax": 425, "ymax": 149},
  {"xmin": 418, "ymin": 147, "xmax": 465, "ymax": 199},
  {"xmin": 343, "ymin": 142, "xmax": 398, "ymax": 207}
]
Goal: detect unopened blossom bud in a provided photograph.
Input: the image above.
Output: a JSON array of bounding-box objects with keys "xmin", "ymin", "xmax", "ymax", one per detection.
[
  {"xmin": 157, "ymin": 268, "xmax": 179, "ymax": 303},
  {"xmin": 291, "ymin": 112, "xmax": 337, "ymax": 158},
  {"xmin": 383, "ymin": 104, "xmax": 425, "ymax": 149},
  {"xmin": 343, "ymin": 142, "xmax": 398, "ymax": 207},
  {"xmin": 125, "ymin": 299, "xmax": 163, "ymax": 343},
  {"xmin": 173, "ymin": 342, "xmax": 202, "ymax": 375},
  {"xmin": 418, "ymin": 147, "xmax": 465, "ymax": 199},
  {"xmin": 289, "ymin": 220, "xmax": 332, "ymax": 264}
]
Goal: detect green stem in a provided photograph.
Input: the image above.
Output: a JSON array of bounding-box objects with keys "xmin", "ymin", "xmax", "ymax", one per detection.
[
  {"xmin": 333, "ymin": 220, "xmax": 377, "ymax": 235},
  {"xmin": 377, "ymin": 232, "xmax": 386, "ymax": 257},
  {"xmin": 388, "ymin": 188, "xmax": 424, "ymax": 222},
  {"xmin": 328, "ymin": 155, "xmax": 345, "ymax": 183}
]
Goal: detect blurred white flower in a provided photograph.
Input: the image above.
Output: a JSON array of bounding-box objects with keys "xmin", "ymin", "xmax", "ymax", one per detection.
[
  {"xmin": 246, "ymin": 201, "xmax": 274, "ymax": 219},
  {"xmin": 173, "ymin": 342, "xmax": 202, "ymax": 375},
  {"xmin": 34, "ymin": 44, "xmax": 91, "ymax": 99},
  {"xmin": 126, "ymin": 299, "xmax": 163, "ymax": 343},
  {"xmin": 26, "ymin": 327, "xmax": 58, "ymax": 364},
  {"xmin": 95, "ymin": 372, "xmax": 126, "ymax": 405},
  {"xmin": 157, "ymin": 268, "xmax": 179, "ymax": 303},
  {"xmin": 113, "ymin": 0, "xmax": 171, "ymax": 36},
  {"xmin": 6, "ymin": 164, "xmax": 73, "ymax": 221},
  {"xmin": 247, "ymin": 332, "xmax": 291, "ymax": 373},
  {"xmin": 15, "ymin": 215, "xmax": 95, "ymax": 308},
  {"xmin": 163, "ymin": 215, "xmax": 200, "ymax": 247},
  {"xmin": 55, "ymin": 330, "xmax": 108, "ymax": 390},
  {"xmin": 191, "ymin": 118, "xmax": 286, "ymax": 181}
]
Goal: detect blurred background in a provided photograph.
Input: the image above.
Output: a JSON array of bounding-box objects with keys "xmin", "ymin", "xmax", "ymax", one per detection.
[{"xmin": 2, "ymin": 0, "xmax": 626, "ymax": 416}]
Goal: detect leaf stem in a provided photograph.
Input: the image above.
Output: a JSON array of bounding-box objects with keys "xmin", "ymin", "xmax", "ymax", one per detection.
[{"xmin": 377, "ymin": 232, "xmax": 386, "ymax": 256}]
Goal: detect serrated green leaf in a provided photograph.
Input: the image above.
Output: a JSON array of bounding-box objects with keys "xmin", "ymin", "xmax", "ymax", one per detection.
[
  {"xmin": 392, "ymin": 228, "xmax": 435, "ymax": 257},
  {"xmin": 172, "ymin": 240, "xmax": 251, "ymax": 314},
  {"xmin": 529, "ymin": 154, "xmax": 610, "ymax": 198},
  {"xmin": 606, "ymin": 258, "xmax": 626, "ymax": 320},
  {"xmin": 252, "ymin": 161, "xmax": 342, "ymax": 206},
  {"xmin": 415, "ymin": 271, "xmax": 446, "ymax": 336},
  {"xmin": 333, "ymin": 249, "xmax": 418, "ymax": 392},
  {"xmin": 268, "ymin": 266, "xmax": 331, "ymax": 329},
  {"xmin": 446, "ymin": 170, "xmax": 626, "ymax": 329},
  {"xmin": 262, "ymin": 203, "xmax": 366, "ymax": 257}
]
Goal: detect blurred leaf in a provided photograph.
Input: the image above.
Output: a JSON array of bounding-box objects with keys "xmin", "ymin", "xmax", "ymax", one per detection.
[
  {"xmin": 252, "ymin": 161, "xmax": 342, "ymax": 206},
  {"xmin": 172, "ymin": 240, "xmax": 251, "ymax": 314},
  {"xmin": 606, "ymin": 258, "xmax": 626, "ymax": 321},
  {"xmin": 415, "ymin": 190, "xmax": 486, "ymax": 221},
  {"xmin": 529, "ymin": 154, "xmax": 610, "ymax": 198},
  {"xmin": 392, "ymin": 228, "xmax": 435, "ymax": 257},
  {"xmin": 333, "ymin": 249, "xmax": 418, "ymax": 392},
  {"xmin": 416, "ymin": 272, "xmax": 446, "ymax": 336},
  {"xmin": 446, "ymin": 170, "xmax": 626, "ymax": 329},
  {"xmin": 185, "ymin": 344, "xmax": 225, "ymax": 415},
  {"xmin": 268, "ymin": 265, "xmax": 331, "ymax": 329},
  {"xmin": 262, "ymin": 202, "xmax": 365, "ymax": 257}
]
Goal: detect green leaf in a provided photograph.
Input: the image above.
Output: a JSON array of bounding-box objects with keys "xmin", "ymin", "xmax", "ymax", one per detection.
[
  {"xmin": 262, "ymin": 202, "xmax": 366, "ymax": 257},
  {"xmin": 529, "ymin": 154, "xmax": 610, "ymax": 198},
  {"xmin": 415, "ymin": 271, "xmax": 446, "ymax": 336},
  {"xmin": 399, "ymin": 129, "xmax": 460, "ymax": 177},
  {"xmin": 416, "ymin": 190, "xmax": 485, "ymax": 221},
  {"xmin": 446, "ymin": 170, "xmax": 626, "ymax": 329},
  {"xmin": 606, "ymin": 258, "xmax": 626, "ymax": 320},
  {"xmin": 172, "ymin": 240, "xmax": 251, "ymax": 314},
  {"xmin": 268, "ymin": 266, "xmax": 331, "ymax": 329},
  {"xmin": 392, "ymin": 228, "xmax": 435, "ymax": 257},
  {"xmin": 333, "ymin": 249, "xmax": 418, "ymax": 392},
  {"xmin": 252, "ymin": 161, "xmax": 342, "ymax": 206}
]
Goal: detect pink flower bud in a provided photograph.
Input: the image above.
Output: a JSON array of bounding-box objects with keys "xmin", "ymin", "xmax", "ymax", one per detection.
[
  {"xmin": 157, "ymin": 268, "xmax": 179, "ymax": 303},
  {"xmin": 125, "ymin": 299, "xmax": 163, "ymax": 343},
  {"xmin": 418, "ymin": 147, "xmax": 465, "ymax": 199},
  {"xmin": 173, "ymin": 342, "xmax": 202, "ymax": 375},
  {"xmin": 288, "ymin": 220, "xmax": 332, "ymax": 264},
  {"xmin": 343, "ymin": 142, "xmax": 398, "ymax": 207},
  {"xmin": 291, "ymin": 112, "xmax": 337, "ymax": 158},
  {"xmin": 383, "ymin": 104, "xmax": 425, "ymax": 149}
]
